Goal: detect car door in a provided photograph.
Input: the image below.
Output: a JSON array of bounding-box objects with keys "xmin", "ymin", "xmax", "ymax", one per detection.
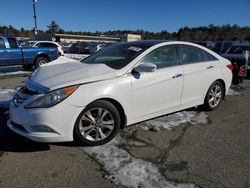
[
  {"xmin": 131, "ymin": 45, "xmax": 183, "ymax": 120},
  {"xmin": 179, "ymin": 44, "xmax": 219, "ymax": 106},
  {"xmin": 5, "ymin": 37, "xmax": 22, "ymax": 65},
  {"xmin": 0, "ymin": 37, "xmax": 8, "ymax": 65}
]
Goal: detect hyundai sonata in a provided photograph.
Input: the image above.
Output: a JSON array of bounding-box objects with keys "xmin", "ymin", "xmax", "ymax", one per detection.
[{"xmin": 8, "ymin": 41, "xmax": 232, "ymax": 145}]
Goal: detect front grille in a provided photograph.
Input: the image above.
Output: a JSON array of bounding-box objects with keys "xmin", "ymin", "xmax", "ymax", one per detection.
[
  {"xmin": 12, "ymin": 87, "xmax": 35, "ymax": 107},
  {"xmin": 12, "ymin": 121, "xmax": 28, "ymax": 133}
]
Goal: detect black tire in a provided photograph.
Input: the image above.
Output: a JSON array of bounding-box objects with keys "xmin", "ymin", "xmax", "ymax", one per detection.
[
  {"xmin": 74, "ymin": 100, "xmax": 121, "ymax": 146},
  {"xmin": 202, "ymin": 81, "xmax": 224, "ymax": 111},
  {"xmin": 239, "ymin": 77, "xmax": 243, "ymax": 83},
  {"xmin": 22, "ymin": 64, "xmax": 33, "ymax": 70},
  {"xmin": 232, "ymin": 76, "xmax": 240, "ymax": 85},
  {"xmin": 35, "ymin": 56, "xmax": 49, "ymax": 68}
]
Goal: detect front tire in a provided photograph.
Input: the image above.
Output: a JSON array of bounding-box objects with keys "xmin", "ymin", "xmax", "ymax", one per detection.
[
  {"xmin": 202, "ymin": 81, "xmax": 224, "ymax": 111},
  {"xmin": 74, "ymin": 100, "xmax": 121, "ymax": 146}
]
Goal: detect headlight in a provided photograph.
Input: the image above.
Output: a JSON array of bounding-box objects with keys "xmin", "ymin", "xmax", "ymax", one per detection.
[{"xmin": 25, "ymin": 85, "xmax": 79, "ymax": 108}]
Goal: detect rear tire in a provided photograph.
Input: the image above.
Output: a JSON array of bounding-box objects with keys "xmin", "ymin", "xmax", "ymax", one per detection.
[
  {"xmin": 74, "ymin": 100, "xmax": 121, "ymax": 146},
  {"xmin": 35, "ymin": 57, "xmax": 49, "ymax": 68},
  {"xmin": 202, "ymin": 81, "xmax": 224, "ymax": 111},
  {"xmin": 232, "ymin": 76, "xmax": 240, "ymax": 85}
]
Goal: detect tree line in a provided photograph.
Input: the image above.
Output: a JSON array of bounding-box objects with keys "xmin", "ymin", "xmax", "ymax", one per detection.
[{"xmin": 0, "ymin": 22, "xmax": 250, "ymax": 42}]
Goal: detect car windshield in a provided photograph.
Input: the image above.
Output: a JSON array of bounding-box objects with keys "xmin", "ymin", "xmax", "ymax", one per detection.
[{"xmin": 81, "ymin": 43, "xmax": 150, "ymax": 69}]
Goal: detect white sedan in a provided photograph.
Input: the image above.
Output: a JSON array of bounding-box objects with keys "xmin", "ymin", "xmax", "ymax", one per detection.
[
  {"xmin": 22, "ymin": 41, "xmax": 64, "ymax": 56},
  {"xmin": 8, "ymin": 41, "xmax": 232, "ymax": 146}
]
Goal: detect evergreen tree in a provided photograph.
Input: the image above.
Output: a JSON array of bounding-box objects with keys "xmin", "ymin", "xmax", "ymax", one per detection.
[{"xmin": 47, "ymin": 21, "xmax": 60, "ymax": 33}]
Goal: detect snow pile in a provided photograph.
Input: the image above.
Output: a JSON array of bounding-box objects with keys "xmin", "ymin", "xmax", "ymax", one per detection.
[
  {"xmin": 142, "ymin": 111, "xmax": 208, "ymax": 131},
  {"xmin": 227, "ymin": 88, "xmax": 240, "ymax": 96},
  {"xmin": 83, "ymin": 135, "xmax": 194, "ymax": 188},
  {"xmin": 64, "ymin": 53, "xmax": 89, "ymax": 60},
  {"xmin": 0, "ymin": 88, "xmax": 16, "ymax": 107}
]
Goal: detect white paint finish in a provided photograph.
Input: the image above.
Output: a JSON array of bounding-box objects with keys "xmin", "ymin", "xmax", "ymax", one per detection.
[
  {"xmin": 31, "ymin": 61, "xmax": 118, "ymax": 90},
  {"xmin": 7, "ymin": 41, "xmax": 232, "ymax": 143},
  {"xmin": 181, "ymin": 60, "xmax": 219, "ymax": 105},
  {"xmin": 131, "ymin": 66, "xmax": 183, "ymax": 119}
]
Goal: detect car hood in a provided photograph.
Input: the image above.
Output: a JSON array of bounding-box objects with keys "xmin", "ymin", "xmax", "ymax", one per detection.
[{"xmin": 30, "ymin": 60, "xmax": 119, "ymax": 90}]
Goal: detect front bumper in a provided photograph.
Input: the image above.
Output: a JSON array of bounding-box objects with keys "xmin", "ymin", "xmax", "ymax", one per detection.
[
  {"xmin": 7, "ymin": 119, "xmax": 70, "ymax": 143},
  {"xmin": 8, "ymin": 91, "xmax": 84, "ymax": 143}
]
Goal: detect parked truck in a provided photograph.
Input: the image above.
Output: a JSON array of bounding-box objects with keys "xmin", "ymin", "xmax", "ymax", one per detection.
[{"xmin": 0, "ymin": 36, "xmax": 58, "ymax": 69}]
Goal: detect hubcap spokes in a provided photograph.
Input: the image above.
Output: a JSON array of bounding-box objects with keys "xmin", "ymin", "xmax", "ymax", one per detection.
[
  {"xmin": 39, "ymin": 60, "xmax": 47, "ymax": 65},
  {"xmin": 208, "ymin": 85, "xmax": 222, "ymax": 108},
  {"xmin": 79, "ymin": 108, "xmax": 114, "ymax": 141}
]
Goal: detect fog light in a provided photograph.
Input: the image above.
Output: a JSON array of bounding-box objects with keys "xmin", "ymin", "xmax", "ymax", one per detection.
[{"xmin": 31, "ymin": 125, "xmax": 58, "ymax": 133}]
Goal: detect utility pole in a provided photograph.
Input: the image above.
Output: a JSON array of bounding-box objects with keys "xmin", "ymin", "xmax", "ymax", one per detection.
[{"xmin": 32, "ymin": 0, "xmax": 38, "ymax": 39}]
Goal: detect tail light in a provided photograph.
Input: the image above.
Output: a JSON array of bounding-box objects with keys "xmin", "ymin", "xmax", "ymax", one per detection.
[
  {"xmin": 226, "ymin": 64, "xmax": 233, "ymax": 71},
  {"xmin": 233, "ymin": 62, "xmax": 238, "ymax": 69}
]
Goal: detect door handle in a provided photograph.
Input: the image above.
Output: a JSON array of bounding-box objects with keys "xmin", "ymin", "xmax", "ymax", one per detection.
[
  {"xmin": 207, "ymin": 66, "xmax": 214, "ymax": 69},
  {"xmin": 172, "ymin": 74, "xmax": 183, "ymax": 78}
]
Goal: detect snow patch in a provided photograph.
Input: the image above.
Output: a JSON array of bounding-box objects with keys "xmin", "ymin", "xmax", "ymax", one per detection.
[
  {"xmin": 0, "ymin": 88, "xmax": 16, "ymax": 107},
  {"xmin": 227, "ymin": 88, "xmax": 240, "ymax": 96},
  {"xmin": 142, "ymin": 111, "xmax": 208, "ymax": 131},
  {"xmin": 83, "ymin": 135, "xmax": 194, "ymax": 188},
  {"xmin": 83, "ymin": 110, "xmax": 207, "ymax": 187}
]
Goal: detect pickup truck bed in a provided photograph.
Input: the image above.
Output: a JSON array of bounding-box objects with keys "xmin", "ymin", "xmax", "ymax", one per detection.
[{"xmin": 0, "ymin": 36, "xmax": 58, "ymax": 69}]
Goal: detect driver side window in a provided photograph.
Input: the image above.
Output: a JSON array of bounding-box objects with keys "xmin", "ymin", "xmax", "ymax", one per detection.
[{"xmin": 140, "ymin": 45, "xmax": 178, "ymax": 69}]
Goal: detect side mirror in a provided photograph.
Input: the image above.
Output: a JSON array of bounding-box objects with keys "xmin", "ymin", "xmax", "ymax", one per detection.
[{"xmin": 133, "ymin": 63, "xmax": 157, "ymax": 73}]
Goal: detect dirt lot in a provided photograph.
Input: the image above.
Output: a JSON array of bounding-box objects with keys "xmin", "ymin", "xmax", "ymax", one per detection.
[{"xmin": 0, "ymin": 72, "xmax": 250, "ymax": 188}]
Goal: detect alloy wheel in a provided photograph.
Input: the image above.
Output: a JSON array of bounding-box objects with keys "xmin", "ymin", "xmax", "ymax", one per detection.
[
  {"xmin": 208, "ymin": 84, "xmax": 222, "ymax": 108},
  {"xmin": 79, "ymin": 108, "xmax": 115, "ymax": 141}
]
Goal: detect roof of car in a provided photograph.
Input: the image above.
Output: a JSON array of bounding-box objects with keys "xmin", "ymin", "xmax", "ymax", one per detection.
[
  {"xmin": 231, "ymin": 44, "xmax": 250, "ymax": 47},
  {"xmin": 126, "ymin": 40, "xmax": 171, "ymax": 47}
]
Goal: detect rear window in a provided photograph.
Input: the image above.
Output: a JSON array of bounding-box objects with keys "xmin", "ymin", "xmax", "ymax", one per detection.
[
  {"xmin": 0, "ymin": 38, "xmax": 6, "ymax": 48},
  {"xmin": 36, "ymin": 43, "xmax": 58, "ymax": 48},
  {"xmin": 227, "ymin": 46, "xmax": 250, "ymax": 54},
  {"xmin": 7, "ymin": 38, "xmax": 18, "ymax": 48},
  {"xmin": 179, "ymin": 45, "xmax": 218, "ymax": 64}
]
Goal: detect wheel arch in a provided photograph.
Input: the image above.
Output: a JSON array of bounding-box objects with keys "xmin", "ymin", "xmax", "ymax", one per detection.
[
  {"xmin": 215, "ymin": 79, "xmax": 226, "ymax": 99},
  {"xmin": 92, "ymin": 98, "xmax": 127, "ymax": 129},
  {"xmin": 33, "ymin": 54, "xmax": 50, "ymax": 64},
  {"xmin": 201, "ymin": 79, "xmax": 226, "ymax": 111}
]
